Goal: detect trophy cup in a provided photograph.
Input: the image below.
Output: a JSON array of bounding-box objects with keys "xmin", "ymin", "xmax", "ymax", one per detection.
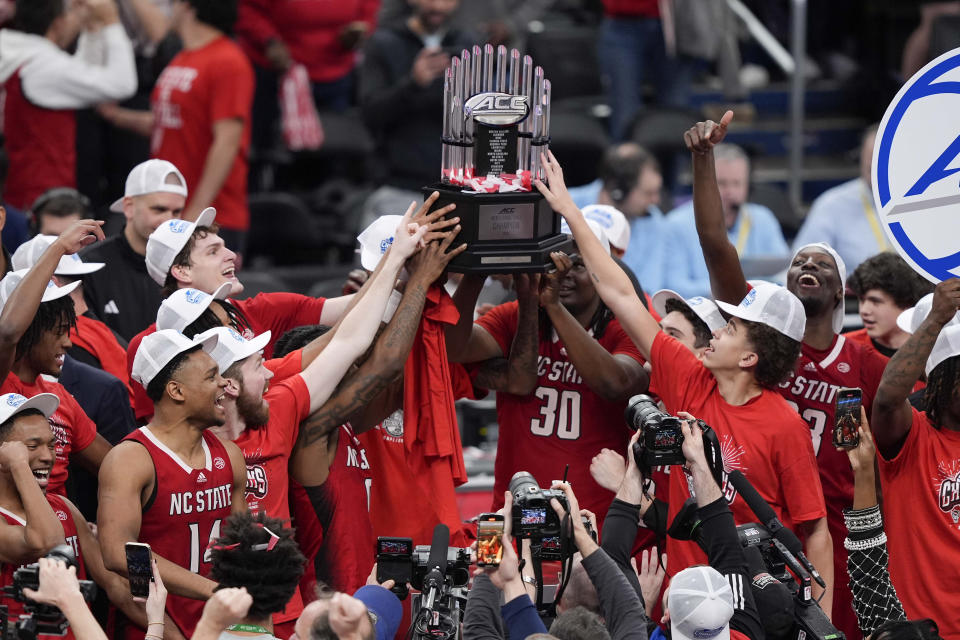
[{"xmin": 426, "ymin": 44, "xmax": 573, "ymax": 272}]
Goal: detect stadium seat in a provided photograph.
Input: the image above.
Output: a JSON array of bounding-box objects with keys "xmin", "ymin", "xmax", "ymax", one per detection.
[
  {"xmin": 247, "ymin": 192, "xmax": 325, "ymax": 265},
  {"xmin": 549, "ymin": 110, "xmax": 609, "ymax": 187},
  {"xmin": 525, "ymin": 27, "xmax": 604, "ymax": 101},
  {"xmin": 230, "ymin": 270, "xmax": 289, "ymax": 300}
]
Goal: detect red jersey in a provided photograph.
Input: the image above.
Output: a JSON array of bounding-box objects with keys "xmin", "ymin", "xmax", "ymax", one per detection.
[
  {"xmin": 128, "ymin": 292, "xmax": 326, "ymax": 421},
  {"xmin": 234, "ymin": 375, "xmax": 308, "ymax": 624},
  {"xmin": 649, "ymin": 332, "xmax": 826, "ymax": 575},
  {"xmin": 2, "ymin": 70, "xmax": 75, "ymax": 209},
  {"xmin": 1, "ymin": 373, "xmax": 96, "ymax": 496},
  {"xmin": 477, "ymin": 301, "xmax": 643, "ymax": 520},
  {"xmin": 878, "ymin": 410, "xmax": 960, "ymax": 637},
  {"xmin": 307, "ymin": 423, "xmax": 374, "ymax": 595},
  {"xmin": 150, "ymin": 37, "xmax": 254, "ymax": 231},
  {"xmin": 0, "ymin": 494, "xmax": 86, "ymax": 639},
  {"xmin": 71, "ymin": 314, "xmax": 134, "ymax": 403},
  {"xmin": 778, "ymin": 334, "xmax": 887, "ymax": 633},
  {"xmin": 845, "ymin": 327, "xmax": 923, "ymax": 393},
  {"xmin": 126, "ymin": 427, "xmax": 236, "ymax": 637}
]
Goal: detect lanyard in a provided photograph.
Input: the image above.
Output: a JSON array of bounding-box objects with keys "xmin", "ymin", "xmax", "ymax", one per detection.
[
  {"xmin": 860, "ymin": 186, "xmax": 889, "ymax": 251},
  {"xmin": 226, "ymin": 625, "xmax": 270, "ymax": 634},
  {"xmin": 734, "ymin": 206, "xmax": 752, "ymax": 255}
]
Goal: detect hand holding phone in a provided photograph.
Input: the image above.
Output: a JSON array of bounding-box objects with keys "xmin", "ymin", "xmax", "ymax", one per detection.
[
  {"xmin": 125, "ymin": 542, "xmax": 153, "ymax": 598},
  {"xmin": 476, "ymin": 514, "xmax": 505, "ymax": 567},
  {"xmin": 833, "ymin": 387, "xmax": 862, "ymax": 449},
  {"xmin": 375, "ymin": 537, "xmax": 413, "ymax": 600}
]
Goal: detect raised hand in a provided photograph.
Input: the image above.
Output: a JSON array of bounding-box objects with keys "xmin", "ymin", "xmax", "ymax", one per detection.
[
  {"xmin": 514, "ymin": 273, "xmax": 541, "ymax": 307},
  {"xmin": 677, "ymin": 412, "xmax": 707, "ymax": 471},
  {"xmin": 411, "ymin": 191, "xmax": 460, "ymax": 244},
  {"xmin": 843, "ymin": 408, "xmax": 876, "ymax": 474},
  {"xmin": 534, "ymin": 151, "xmax": 578, "ymax": 218},
  {"xmin": 143, "ymin": 558, "xmax": 167, "ymax": 626},
  {"xmin": 634, "ymin": 546, "xmax": 667, "ymax": 616},
  {"xmin": 590, "ymin": 448, "xmax": 626, "ymax": 493},
  {"xmin": 539, "ymin": 252, "xmax": 572, "ymax": 307},
  {"xmin": 929, "ymin": 278, "xmax": 960, "ymax": 325},
  {"xmin": 389, "ymin": 202, "xmax": 430, "ymax": 260},
  {"xmin": 54, "ymin": 219, "xmax": 105, "ymax": 255},
  {"xmin": 22, "ymin": 558, "xmax": 82, "ymax": 608},
  {"xmin": 683, "ymin": 110, "xmax": 734, "ymax": 155},
  {"xmin": 408, "ymin": 228, "xmax": 468, "ymax": 285},
  {"xmin": 197, "ymin": 588, "xmax": 252, "ymax": 633},
  {"xmin": 0, "ymin": 441, "xmax": 30, "ymax": 472}
]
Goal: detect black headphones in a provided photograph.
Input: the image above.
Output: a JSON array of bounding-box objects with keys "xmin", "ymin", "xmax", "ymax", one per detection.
[
  {"xmin": 28, "ymin": 187, "xmax": 92, "ymax": 233},
  {"xmin": 599, "ymin": 147, "xmax": 654, "ymax": 207}
]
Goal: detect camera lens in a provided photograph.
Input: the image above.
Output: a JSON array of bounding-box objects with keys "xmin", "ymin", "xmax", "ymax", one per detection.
[
  {"xmin": 624, "ymin": 394, "xmax": 669, "ymax": 431},
  {"xmin": 509, "ymin": 471, "xmax": 540, "ymax": 497}
]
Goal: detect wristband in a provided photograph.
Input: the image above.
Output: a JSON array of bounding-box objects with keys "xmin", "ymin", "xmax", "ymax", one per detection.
[
  {"xmin": 522, "ymin": 575, "xmax": 537, "ymax": 588},
  {"xmin": 382, "ymin": 289, "xmax": 403, "ymax": 323}
]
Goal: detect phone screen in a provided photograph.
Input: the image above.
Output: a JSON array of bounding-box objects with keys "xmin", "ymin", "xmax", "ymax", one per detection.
[
  {"xmin": 833, "ymin": 387, "xmax": 862, "ymax": 449},
  {"xmin": 125, "ymin": 543, "xmax": 153, "ymax": 598},
  {"xmin": 476, "ymin": 515, "xmax": 505, "ymax": 567}
]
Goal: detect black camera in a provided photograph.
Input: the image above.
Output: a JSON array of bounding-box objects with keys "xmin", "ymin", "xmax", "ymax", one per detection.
[
  {"xmin": 374, "ymin": 537, "xmax": 471, "ymax": 600},
  {"xmin": 509, "ymin": 471, "xmax": 569, "ymax": 539},
  {"xmin": 410, "ymin": 545, "xmax": 471, "ymax": 591},
  {"xmin": 1, "ymin": 544, "xmax": 97, "ymax": 640},
  {"xmin": 625, "ymin": 395, "xmax": 724, "ymax": 488},
  {"xmin": 536, "ymin": 516, "xmax": 597, "ymax": 561}
]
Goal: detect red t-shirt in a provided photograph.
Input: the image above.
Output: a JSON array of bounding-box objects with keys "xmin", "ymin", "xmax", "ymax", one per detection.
[
  {"xmin": 71, "ymin": 314, "xmax": 134, "ymax": 403},
  {"xmin": 150, "ymin": 37, "xmax": 254, "ymax": 231},
  {"xmin": 1, "ymin": 373, "xmax": 97, "ymax": 497},
  {"xmin": 878, "ymin": 410, "xmax": 960, "ymax": 637},
  {"xmin": 778, "ymin": 334, "xmax": 887, "ymax": 633},
  {"xmin": 128, "ymin": 292, "xmax": 326, "ymax": 421},
  {"xmin": 476, "ymin": 301, "xmax": 644, "ymax": 521},
  {"xmin": 0, "ymin": 494, "xmax": 86, "ymax": 640},
  {"xmin": 234, "ymin": 375, "xmax": 308, "ymax": 624},
  {"xmin": 125, "ymin": 427, "xmax": 236, "ymax": 637},
  {"xmin": 649, "ymin": 332, "xmax": 826, "ymax": 575},
  {"xmin": 845, "ymin": 327, "xmax": 924, "ymax": 393}
]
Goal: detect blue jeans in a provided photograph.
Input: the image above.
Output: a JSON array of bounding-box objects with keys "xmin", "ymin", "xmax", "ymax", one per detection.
[{"xmin": 598, "ymin": 16, "xmax": 692, "ymax": 141}]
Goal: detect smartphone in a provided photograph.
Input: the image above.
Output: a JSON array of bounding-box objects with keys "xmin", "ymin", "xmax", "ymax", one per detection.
[
  {"xmin": 125, "ymin": 542, "xmax": 153, "ymax": 598},
  {"xmin": 476, "ymin": 514, "xmax": 505, "ymax": 567},
  {"xmin": 376, "ymin": 537, "xmax": 413, "ymax": 598},
  {"xmin": 833, "ymin": 387, "xmax": 862, "ymax": 449}
]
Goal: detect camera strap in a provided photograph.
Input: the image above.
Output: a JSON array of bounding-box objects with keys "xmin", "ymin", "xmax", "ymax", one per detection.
[{"xmin": 551, "ymin": 512, "xmax": 576, "ymax": 613}]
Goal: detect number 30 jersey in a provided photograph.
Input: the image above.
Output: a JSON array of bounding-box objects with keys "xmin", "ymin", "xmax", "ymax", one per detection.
[
  {"xmin": 477, "ymin": 301, "xmax": 644, "ymax": 520},
  {"xmin": 125, "ymin": 427, "xmax": 235, "ymax": 637}
]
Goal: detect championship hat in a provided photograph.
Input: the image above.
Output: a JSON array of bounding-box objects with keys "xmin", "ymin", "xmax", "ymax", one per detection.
[
  {"xmin": 791, "ymin": 242, "xmax": 847, "ymax": 334},
  {"xmin": 652, "ymin": 289, "xmax": 727, "ymax": 333},
  {"xmin": 131, "ymin": 329, "xmax": 218, "ymax": 388},
  {"xmin": 0, "ymin": 393, "xmax": 60, "ymax": 425},
  {"xmin": 896, "ymin": 292, "xmax": 960, "ymax": 334},
  {"xmin": 0, "ymin": 269, "xmax": 80, "ymax": 313},
  {"xmin": 110, "ymin": 159, "xmax": 188, "ymax": 213},
  {"xmin": 357, "ymin": 215, "xmax": 402, "ymax": 271},
  {"xmin": 668, "ymin": 566, "xmax": 735, "ymax": 640},
  {"xmin": 11, "ymin": 235, "xmax": 105, "ymax": 276},
  {"xmin": 145, "ymin": 207, "xmax": 217, "ymax": 286},
  {"xmin": 926, "ymin": 324, "xmax": 960, "ymax": 376},
  {"xmin": 715, "ymin": 281, "xmax": 806, "ymax": 342},
  {"xmin": 561, "ymin": 218, "xmax": 611, "ymax": 255},
  {"xmin": 156, "ymin": 283, "xmax": 232, "ymax": 332},
  {"xmin": 582, "ymin": 204, "xmax": 630, "ymax": 252},
  {"xmin": 193, "ymin": 326, "xmax": 271, "ymax": 374}
]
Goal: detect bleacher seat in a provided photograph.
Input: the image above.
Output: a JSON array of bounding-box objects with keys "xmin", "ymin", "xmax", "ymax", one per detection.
[{"xmin": 231, "ymin": 270, "xmax": 289, "ymax": 300}]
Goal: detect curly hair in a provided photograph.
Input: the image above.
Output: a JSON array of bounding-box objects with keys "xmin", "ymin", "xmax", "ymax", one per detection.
[
  {"xmin": 16, "ymin": 297, "xmax": 76, "ymax": 362},
  {"xmin": 145, "ymin": 345, "xmax": 202, "ymax": 403},
  {"xmin": 161, "ymin": 224, "xmax": 220, "ymax": 298},
  {"xmin": 873, "ymin": 619, "xmax": 942, "ymax": 640},
  {"xmin": 209, "ymin": 512, "xmax": 306, "ymax": 620},
  {"xmin": 741, "ymin": 319, "xmax": 802, "ymax": 389},
  {"xmin": 184, "ymin": 0, "xmax": 238, "ymax": 35},
  {"xmin": 182, "ymin": 300, "xmax": 253, "ymax": 340},
  {"xmin": 664, "ymin": 298, "xmax": 713, "ymax": 349},
  {"xmin": 847, "ymin": 252, "xmax": 934, "ymax": 309},
  {"xmin": 923, "ymin": 356, "xmax": 960, "ymax": 430}
]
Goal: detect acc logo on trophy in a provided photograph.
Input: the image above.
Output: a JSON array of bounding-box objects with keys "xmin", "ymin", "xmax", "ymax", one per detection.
[{"xmin": 873, "ymin": 47, "xmax": 960, "ymax": 283}]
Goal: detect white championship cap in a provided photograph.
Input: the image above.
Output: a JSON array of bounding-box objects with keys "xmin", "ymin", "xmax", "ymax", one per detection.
[
  {"xmin": 131, "ymin": 329, "xmax": 218, "ymax": 388},
  {"xmin": 0, "ymin": 392, "xmax": 60, "ymax": 425},
  {"xmin": 156, "ymin": 283, "xmax": 232, "ymax": 333},
  {"xmin": 0, "ymin": 269, "xmax": 80, "ymax": 313},
  {"xmin": 11, "ymin": 235, "xmax": 105, "ymax": 276},
  {"xmin": 561, "ymin": 218, "xmax": 611, "ymax": 255},
  {"xmin": 669, "ymin": 566, "xmax": 735, "ymax": 640},
  {"xmin": 791, "ymin": 242, "xmax": 847, "ymax": 334},
  {"xmin": 926, "ymin": 324, "xmax": 960, "ymax": 376},
  {"xmin": 652, "ymin": 289, "xmax": 727, "ymax": 333},
  {"xmin": 357, "ymin": 215, "xmax": 402, "ymax": 271},
  {"xmin": 896, "ymin": 292, "xmax": 960, "ymax": 334},
  {"xmin": 193, "ymin": 326, "xmax": 271, "ymax": 374},
  {"xmin": 715, "ymin": 281, "xmax": 806, "ymax": 342},
  {"xmin": 145, "ymin": 207, "xmax": 217, "ymax": 286},
  {"xmin": 110, "ymin": 159, "xmax": 188, "ymax": 213},
  {"xmin": 582, "ymin": 204, "xmax": 630, "ymax": 252}
]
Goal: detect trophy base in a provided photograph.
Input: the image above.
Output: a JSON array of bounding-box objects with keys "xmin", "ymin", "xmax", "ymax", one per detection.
[{"xmin": 423, "ymin": 184, "xmax": 574, "ymax": 273}]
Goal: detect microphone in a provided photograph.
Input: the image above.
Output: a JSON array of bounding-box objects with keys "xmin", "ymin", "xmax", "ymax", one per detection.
[
  {"xmin": 727, "ymin": 470, "xmax": 826, "ymax": 589},
  {"xmin": 422, "ymin": 523, "xmax": 450, "ymax": 611}
]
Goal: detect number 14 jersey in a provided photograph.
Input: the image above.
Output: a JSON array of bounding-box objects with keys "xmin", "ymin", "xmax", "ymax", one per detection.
[{"xmin": 477, "ymin": 301, "xmax": 644, "ymax": 520}]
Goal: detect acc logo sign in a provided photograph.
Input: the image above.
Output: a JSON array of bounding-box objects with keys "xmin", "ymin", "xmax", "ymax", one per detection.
[
  {"xmin": 464, "ymin": 92, "xmax": 529, "ymax": 126},
  {"xmin": 873, "ymin": 47, "xmax": 960, "ymax": 283}
]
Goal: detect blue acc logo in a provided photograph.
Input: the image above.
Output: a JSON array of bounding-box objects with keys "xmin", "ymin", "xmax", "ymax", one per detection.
[
  {"xmin": 6, "ymin": 394, "xmax": 26, "ymax": 407},
  {"xmin": 379, "ymin": 236, "xmax": 394, "ymax": 255},
  {"xmin": 741, "ymin": 289, "xmax": 757, "ymax": 307},
  {"xmin": 168, "ymin": 220, "xmax": 190, "ymax": 234},
  {"xmin": 873, "ymin": 48, "xmax": 960, "ymax": 283},
  {"xmin": 184, "ymin": 289, "xmax": 206, "ymax": 304}
]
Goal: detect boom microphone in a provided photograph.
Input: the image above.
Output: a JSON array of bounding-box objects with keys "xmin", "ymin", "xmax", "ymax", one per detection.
[
  {"xmin": 422, "ymin": 523, "xmax": 450, "ymax": 610},
  {"xmin": 727, "ymin": 470, "xmax": 826, "ymax": 589}
]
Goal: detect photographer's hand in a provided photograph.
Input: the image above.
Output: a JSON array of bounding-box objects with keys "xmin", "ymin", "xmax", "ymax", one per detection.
[
  {"xmin": 476, "ymin": 492, "xmax": 526, "ymax": 603},
  {"xmin": 365, "ymin": 563, "xmax": 397, "ymax": 591},
  {"xmin": 143, "ymin": 557, "xmax": 167, "ymax": 631},
  {"xmin": 23, "ymin": 558, "xmax": 107, "ymax": 640},
  {"xmin": 679, "ymin": 415, "xmax": 722, "ymax": 506},
  {"xmin": 550, "ymin": 482, "xmax": 600, "ymax": 558},
  {"xmin": 844, "ymin": 408, "xmax": 878, "ymax": 511},
  {"xmin": 614, "ymin": 431, "xmax": 649, "ymax": 507}
]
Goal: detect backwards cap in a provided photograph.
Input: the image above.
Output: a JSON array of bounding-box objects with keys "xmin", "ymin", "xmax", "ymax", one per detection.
[
  {"xmin": 110, "ymin": 159, "xmax": 188, "ymax": 213},
  {"xmin": 669, "ymin": 566, "xmax": 734, "ymax": 640}
]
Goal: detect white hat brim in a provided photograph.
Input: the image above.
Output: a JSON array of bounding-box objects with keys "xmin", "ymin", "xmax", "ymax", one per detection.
[
  {"xmin": 55, "ymin": 261, "xmax": 105, "ymax": 276},
  {"xmin": 41, "ymin": 279, "xmax": 80, "ymax": 302},
  {"xmin": 652, "ymin": 289, "xmax": 684, "ymax": 319}
]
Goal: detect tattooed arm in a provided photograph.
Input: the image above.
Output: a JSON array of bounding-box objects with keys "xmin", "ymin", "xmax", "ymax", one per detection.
[
  {"xmin": 535, "ymin": 152, "xmax": 662, "ymax": 360},
  {"xmin": 290, "ymin": 234, "xmax": 466, "ymax": 482},
  {"xmin": 472, "ymin": 274, "xmax": 540, "ymax": 395},
  {"xmin": 873, "ymin": 279, "xmax": 960, "ymax": 458}
]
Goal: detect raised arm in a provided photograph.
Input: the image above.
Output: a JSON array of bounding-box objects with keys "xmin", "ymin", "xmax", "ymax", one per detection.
[
  {"xmin": 0, "ymin": 442, "xmax": 64, "ymax": 564},
  {"xmin": 446, "ymin": 274, "xmax": 507, "ymax": 364},
  {"xmin": 873, "ymin": 278, "xmax": 960, "ymax": 458},
  {"xmin": 683, "ymin": 111, "xmax": 750, "ymax": 304},
  {"xmin": 472, "ymin": 274, "xmax": 540, "ymax": 395},
  {"xmin": 0, "ymin": 220, "xmax": 104, "ymax": 380},
  {"xmin": 535, "ymin": 152, "xmax": 661, "ymax": 360}
]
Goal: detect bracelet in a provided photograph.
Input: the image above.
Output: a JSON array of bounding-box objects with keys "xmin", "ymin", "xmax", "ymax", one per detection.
[
  {"xmin": 843, "ymin": 505, "xmax": 883, "ymax": 531},
  {"xmin": 148, "ymin": 623, "xmax": 164, "ymax": 627},
  {"xmin": 844, "ymin": 532, "xmax": 887, "ymax": 551},
  {"xmin": 522, "ymin": 575, "xmax": 537, "ymax": 588}
]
